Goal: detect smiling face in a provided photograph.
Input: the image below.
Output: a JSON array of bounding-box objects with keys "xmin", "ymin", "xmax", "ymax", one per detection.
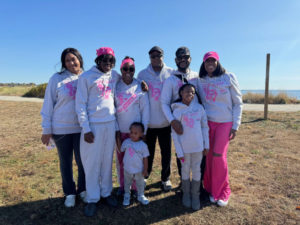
[
  {"xmin": 64, "ymin": 53, "xmax": 81, "ymax": 75},
  {"xmin": 175, "ymin": 53, "xmax": 191, "ymax": 71},
  {"xmin": 180, "ymin": 85, "xmax": 195, "ymax": 106},
  {"xmin": 121, "ymin": 62, "xmax": 135, "ymax": 85},
  {"xmin": 99, "ymin": 54, "xmax": 115, "ymax": 73},
  {"xmin": 204, "ymin": 57, "xmax": 218, "ymax": 76}
]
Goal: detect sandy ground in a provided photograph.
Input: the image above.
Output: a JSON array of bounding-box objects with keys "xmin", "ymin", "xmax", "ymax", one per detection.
[{"xmin": 0, "ymin": 95, "xmax": 300, "ymax": 112}]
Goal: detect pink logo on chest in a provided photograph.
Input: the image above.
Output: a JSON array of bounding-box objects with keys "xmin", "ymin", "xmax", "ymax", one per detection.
[
  {"xmin": 117, "ymin": 93, "xmax": 137, "ymax": 113},
  {"xmin": 128, "ymin": 147, "xmax": 135, "ymax": 157},
  {"xmin": 203, "ymin": 84, "xmax": 217, "ymax": 102},
  {"xmin": 148, "ymin": 82, "xmax": 162, "ymax": 101},
  {"xmin": 65, "ymin": 82, "xmax": 77, "ymax": 100},
  {"xmin": 183, "ymin": 115, "xmax": 194, "ymax": 128},
  {"xmin": 96, "ymin": 79, "xmax": 112, "ymax": 99}
]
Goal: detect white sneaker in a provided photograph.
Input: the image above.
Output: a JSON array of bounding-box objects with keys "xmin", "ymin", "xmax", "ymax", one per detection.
[
  {"xmin": 162, "ymin": 180, "xmax": 172, "ymax": 191},
  {"xmin": 79, "ymin": 191, "xmax": 87, "ymax": 203},
  {"xmin": 64, "ymin": 195, "xmax": 76, "ymax": 207},
  {"xmin": 217, "ymin": 199, "xmax": 228, "ymax": 207},
  {"xmin": 209, "ymin": 195, "xmax": 217, "ymax": 203},
  {"xmin": 123, "ymin": 193, "xmax": 130, "ymax": 206},
  {"xmin": 137, "ymin": 195, "xmax": 149, "ymax": 205}
]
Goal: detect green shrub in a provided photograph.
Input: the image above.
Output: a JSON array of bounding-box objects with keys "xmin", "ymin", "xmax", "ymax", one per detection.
[{"xmin": 23, "ymin": 83, "xmax": 47, "ymax": 98}]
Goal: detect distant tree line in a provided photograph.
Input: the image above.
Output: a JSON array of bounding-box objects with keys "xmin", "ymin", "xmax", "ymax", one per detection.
[{"xmin": 0, "ymin": 83, "xmax": 36, "ymax": 87}]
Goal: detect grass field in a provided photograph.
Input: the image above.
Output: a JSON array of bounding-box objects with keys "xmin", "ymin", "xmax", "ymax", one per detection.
[
  {"xmin": 0, "ymin": 85, "xmax": 34, "ymax": 96},
  {"xmin": 0, "ymin": 101, "xmax": 300, "ymax": 225}
]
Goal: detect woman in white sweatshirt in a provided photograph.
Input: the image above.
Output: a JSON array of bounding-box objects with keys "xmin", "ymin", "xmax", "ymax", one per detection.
[
  {"xmin": 75, "ymin": 47, "xmax": 120, "ymax": 217},
  {"xmin": 198, "ymin": 51, "xmax": 243, "ymax": 207},
  {"xmin": 171, "ymin": 83, "xmax": 209, "ymax": 211},
  {"xmin": 41, "ymin": 48, "xmax": 86, "ymax": 208},
  {"xmin": 115, "ymin": 56, "xmax": 150, "ymax": 196}
]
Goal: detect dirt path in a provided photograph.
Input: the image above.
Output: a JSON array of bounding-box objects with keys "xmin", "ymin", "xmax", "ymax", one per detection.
[{"xmin": 0, "ymin": 96, "xmax": 300, "ymax": 112}]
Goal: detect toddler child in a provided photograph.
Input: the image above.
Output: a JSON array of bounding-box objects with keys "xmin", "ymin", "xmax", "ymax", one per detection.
[{"xmin": 120, "ymin": 122, "xmax": 150, "ymax": 206}]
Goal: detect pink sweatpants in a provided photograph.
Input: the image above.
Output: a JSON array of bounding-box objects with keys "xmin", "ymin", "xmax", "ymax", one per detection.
[
  {"xmin": 116, "ymin": 133, "xmax": 136, "ymax": 190},
  {"xmin": 203, "ymin": 121, "xmax": 232, "ymax": 201}
]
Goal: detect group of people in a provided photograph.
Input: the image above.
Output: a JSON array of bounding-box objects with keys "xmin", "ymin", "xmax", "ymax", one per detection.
[{"xmin": 41, "ymin": 45, "xmax": 243, "ymax": 217}]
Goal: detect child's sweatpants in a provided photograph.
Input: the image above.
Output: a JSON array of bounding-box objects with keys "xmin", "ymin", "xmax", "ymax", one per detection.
[
  {"xmin": 203, "ymin": 121, "xmax": 232, "ymax": 201},
  {"xmin": 80, "ymin": 121, "xmax": 115, "ymax": 203},
  {"xmin": 116, "ymin": 133, "xmax": 136, "ymax": 190},
  {"xmin": 124, "ymin": 170, "xmax": 145, "ymax": 196},
  {"xmin": 181, "ymin": 152, "xmax": 203, "ymax": 181}
]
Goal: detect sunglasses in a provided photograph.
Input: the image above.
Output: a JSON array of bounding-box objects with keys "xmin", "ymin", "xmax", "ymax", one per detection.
[
  {"xmin": 102, "ymin": 58, "xmax": 114, "ymax": 63},
  {"xmin": 150, "ymin": 54, "xmax": 162, "ymax": 59},
  {"xmin": 122, "ymin": 66, "xmax": 135, "ymax": 72},
  {"xmin": 176, "ymin": 55, "xmax": 190, "ymax": 61}
]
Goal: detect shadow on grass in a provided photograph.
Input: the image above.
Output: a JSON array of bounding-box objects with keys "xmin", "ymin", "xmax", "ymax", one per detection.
[
  {"xmin": 0, "ymin": 189, "xmax": 211, "ymax": 225},
  {"xmin": 242, "ymin": 118, "xmax": 265, "ymax": 124}
]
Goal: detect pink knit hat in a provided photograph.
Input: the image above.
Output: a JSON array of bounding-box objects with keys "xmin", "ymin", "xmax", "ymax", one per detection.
[
  {"xmin": 203, "ymin": 51, "xmax": 219, "ymax": 62},
  {"xmin": 96, "ymin": 47, "xmax": 115, "ymax": 57}
]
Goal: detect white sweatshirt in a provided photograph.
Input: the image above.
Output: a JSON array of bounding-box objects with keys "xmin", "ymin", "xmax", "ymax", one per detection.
[
  {"xmin": 115, "ymin": 78, "xmax": 150, "ymax": 134},
  {"xmin": 197, "ymin": 72, "xmax": 243, "ymax": 130},
  {"xmin": 171, "ymin": 102, "xmax": 209, "ymax": 158},
  {"xmin": 121, "ymin": 139, "xmax": 150, "ymax": 174},
  {"xmin": 41, "ymin": 70, "xmax": 81, "ymax": 135},
  {"xmin": 75, "ymin": 66, "xmax": 121, "ymax": 133},
  {"xmin": 161, "ymin": 69, "xmax": 199, "ymax": 123},
  {"xmin": 137, "ymin": 64, "xmax": 173, "ymax": 128}
]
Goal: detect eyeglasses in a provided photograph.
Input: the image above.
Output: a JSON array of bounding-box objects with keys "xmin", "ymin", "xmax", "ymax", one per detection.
[
  {"xmin": 122, "ymin": 66, "xmax": 135, "ymax": 72},
  {"xmin": 150, "ymin": 54, "xmax": 162, "ymax": 59},
  {"xmin": 176, "ymin": 55, "xmax": 190, "ymax": 61},
  {"xmin": 102, "ymin": 58, "xmax": 114, "ymax": 63}
]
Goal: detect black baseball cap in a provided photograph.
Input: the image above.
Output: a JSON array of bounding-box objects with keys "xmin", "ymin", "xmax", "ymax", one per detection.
[
  {"xmin": 149, "ymin": 46, "xmax": 164, "ymax": 55},
  {"xmin": 176, "ymin": 47, "xmax": 190, "ymax": 57}
]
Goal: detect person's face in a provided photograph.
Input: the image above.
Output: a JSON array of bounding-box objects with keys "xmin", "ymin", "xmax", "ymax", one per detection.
[
  {"xmin": 121, "ymin": 63, "xmax": 135, "ymax": 85},
  {"xmin": 175, "ymin": 53, "xmax": 191, "ymax": 71},
  {"xmin": 130, "ymin": 125, "xmax": 143, "ymax": 142},
  {"xmin": 204, "ymin": 57, "xmax": 218, "ymax": 76},
  {"xmin": 181, "ymin": 85, "xmax": 195, "ymax": 105},
  {"xmin": 99, "ymin": 54, "xmax": 114, "ymax": 73},
  {"xmin": 149, "ymin": 51, "xmax": 163, "ymax": 68},
  {"xmin": 65, "ymin": 53, "xmax": 81, "ymax": 74}
]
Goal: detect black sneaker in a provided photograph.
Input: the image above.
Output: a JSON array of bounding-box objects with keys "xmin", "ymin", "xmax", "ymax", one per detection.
[
  {"xmin": 103, "ymin": 195, "xmax": 118, "ymax": 207},
  {"xmin": 84, "ymin": 203, "xmax": 97, "ymax": 217}
]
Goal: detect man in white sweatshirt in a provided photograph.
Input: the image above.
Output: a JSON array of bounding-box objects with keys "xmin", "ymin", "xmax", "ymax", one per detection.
[
  {"xmin": 137, "ymin": 46, "xmax": 174, "ymax": 191},
  {"xmin": 160, "ymin": 47, "xmax": 199, "ymax": 181}
]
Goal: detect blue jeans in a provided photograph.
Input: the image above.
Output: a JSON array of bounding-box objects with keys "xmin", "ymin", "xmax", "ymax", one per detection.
[{"xmin": 52, "ymin": 133, "xmax": 85, "ymax": 195}]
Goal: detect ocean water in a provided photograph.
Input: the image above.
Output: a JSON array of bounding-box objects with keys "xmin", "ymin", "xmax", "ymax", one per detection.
[{"xmin": 241, "ymin": 90, "xmax": 300, "ymax": 100}]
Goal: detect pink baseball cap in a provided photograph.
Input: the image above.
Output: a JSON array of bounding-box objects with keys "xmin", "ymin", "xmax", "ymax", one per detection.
[
  {"xmin": 96, "ymin": 47, "xmax": 115, "ymax": 57},
  {"xmin": 203, "ymin": 51, "xmax": 219, "ymax": 62}
]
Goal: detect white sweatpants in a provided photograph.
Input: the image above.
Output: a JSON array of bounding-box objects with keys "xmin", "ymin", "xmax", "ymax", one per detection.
[
  {"xmin": 181, "ymin": 152, "xmax": 203, "ymax": 181},
  {"xmin": 80, "ymin": 121, "xmax": 116, "ymax": 203}
]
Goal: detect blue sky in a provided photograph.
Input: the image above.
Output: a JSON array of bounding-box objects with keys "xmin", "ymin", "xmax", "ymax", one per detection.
[{"xmin": 0, "ymin": 0, "xmax": 299, "ymax": 90}]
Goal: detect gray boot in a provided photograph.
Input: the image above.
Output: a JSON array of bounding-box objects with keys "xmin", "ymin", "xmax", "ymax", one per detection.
[
  {"xmin": 181, "ymin": 179, "xmax": 191, "ymax": 208},
  {"xmin": 191, "ymin": 180, "xmax": 201, "ymax": 210}
]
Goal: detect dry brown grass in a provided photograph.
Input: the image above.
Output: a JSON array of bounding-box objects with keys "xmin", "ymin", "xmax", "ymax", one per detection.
[
  {"xmin": 243, "ymin": 92, "xmax": 300, "ymax": 104},
  {"xmin": 0, "ymin": 85, "xmax": 35, "ymax": 96},
  {"xmin": 0, "ymin": 101, "xmax": 300, "ymax": 225}
]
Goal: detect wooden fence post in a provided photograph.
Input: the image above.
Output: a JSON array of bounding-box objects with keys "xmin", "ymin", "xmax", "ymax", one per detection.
[{"xmin": 264, "ymin": 53, "xmax": 270, "ymax": 120}]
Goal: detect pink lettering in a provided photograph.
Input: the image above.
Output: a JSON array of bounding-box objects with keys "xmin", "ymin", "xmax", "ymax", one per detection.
[
  {"xmin": 148, "ymin": 82, "xmax": 162, "ymax": 101},
  {"xmin": 183, "ymin": 115, "xmax": 194, "ymax": 128},
  {"xmin": 128, "ymin": 147, "xmax": 135, "ymax": 157},
  {"xmin": 65, "ymin": 82, "xmax": 77, "ymax": 100}
]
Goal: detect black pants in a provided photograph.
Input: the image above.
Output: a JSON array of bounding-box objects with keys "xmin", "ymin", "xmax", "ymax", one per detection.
[
  {"xmin": 146, "ymin": 126, "xmax": 171, "ymax": 182},
  {"xmin": 52, "ymin": 133, "xmax": 86, "ymax": 195}
]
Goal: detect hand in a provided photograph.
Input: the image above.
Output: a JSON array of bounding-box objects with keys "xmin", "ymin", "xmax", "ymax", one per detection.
[
  {"xmin": 142, "ymin": 169, "xmax": 148, "ymax": 177},
  {"xmin": 179, "ymin": 157, "xmax": 185, "ymax": 163},
  {"xmin": 84, "ymin": 132, "xmax": 95, "ymax": 143},
  {"xmin": 171, "ymin": 120, "xmax": 183, "ymax": 135},
  {"xmin": 229, "ymin": 129, "xmax": 237, "ymax": 140},
  {"xmin": 41, "ymin": 134, "xmax": 52, "ymax": 146},
  {"xmin": 203, "ymin": 149, "xmax": 209, "ymax": 156},
  {"xmin": 141, "ymin": 80, "xmax": 149, "ymax": 92}
]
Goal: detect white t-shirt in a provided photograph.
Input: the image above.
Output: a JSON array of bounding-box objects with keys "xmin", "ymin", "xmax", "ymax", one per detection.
[{"xmin": 121, "ymin": 139, "xmax": 149, "ymax": 174}]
